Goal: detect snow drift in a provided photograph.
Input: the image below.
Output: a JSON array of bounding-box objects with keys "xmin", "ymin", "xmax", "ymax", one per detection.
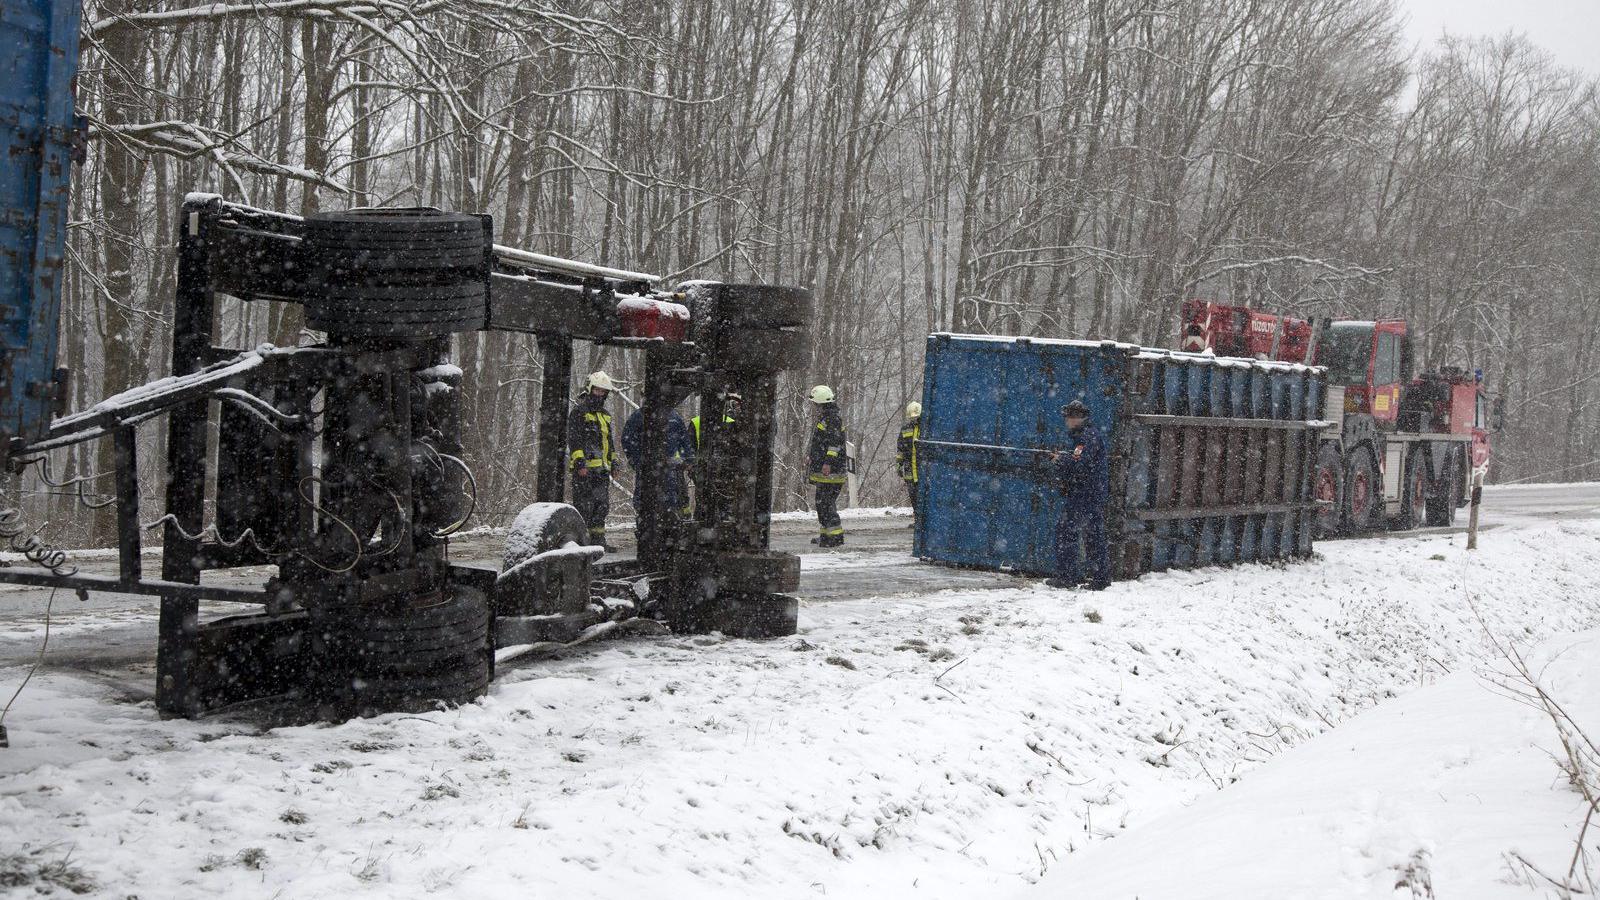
[{"xmin": 1, "ymin": 520, "xmax": 1598, "ymax": 898}]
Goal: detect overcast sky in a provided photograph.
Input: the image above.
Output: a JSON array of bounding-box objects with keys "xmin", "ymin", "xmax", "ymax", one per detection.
[{"xmin": 1399, "ymin": 0, "xmax": 1599, "ymax": 74}]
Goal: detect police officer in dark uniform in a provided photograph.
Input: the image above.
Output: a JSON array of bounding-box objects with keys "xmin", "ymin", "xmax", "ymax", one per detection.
[
  {"xmin": 568, "ymin": 370, "xmax": 618, "ymax": 550},
  {"xmin": 807, "ymin": 385, "xmax": 847, "ymax": 547},
  {"xmin": 621, "ymin": 403, "xmax": 694, "ymax": 520},
  {"xmin": 1048, "ymin": 399, "xmax": 1110, "ymax": 590}
]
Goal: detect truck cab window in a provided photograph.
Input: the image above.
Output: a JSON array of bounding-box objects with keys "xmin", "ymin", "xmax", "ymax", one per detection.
[
  {"xmin": 1374, "ymin": 332, "xmax": 1401, "ymax": 385},
  {"xmin": 1318, "ymin": 324, "xmax": 1373, "ymax": 386}
]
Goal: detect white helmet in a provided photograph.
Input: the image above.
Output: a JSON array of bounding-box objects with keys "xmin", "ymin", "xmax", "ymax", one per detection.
[
  {"xmin": 906, "ymin": 401, "xmax": 922, "ymax": 418},
  {"xmin": 587, "ymin": 371, "xmax": 617, "ymax": 392},
  {"xmin": 808, "ymin": 385, "xmax": 835, "ymax": 404}
]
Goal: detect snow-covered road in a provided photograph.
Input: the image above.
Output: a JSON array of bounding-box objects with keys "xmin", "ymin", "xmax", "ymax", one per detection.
[
  {"xmin": 1, "ymin": 490, "xmax": 1598, "ymax": 897},
  {"xmin": 0, "ymin": 483, "xmax": 1589, "ymax": 673}
]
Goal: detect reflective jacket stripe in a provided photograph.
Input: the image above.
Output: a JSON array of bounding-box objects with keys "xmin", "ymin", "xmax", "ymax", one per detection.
[
  {"xmin": 569, "ymin": 403, "xmax": 616, "ymax": 472},
  {"xmin": 896, "ymin": 418, "xmax": 920, "ymax": 481}
]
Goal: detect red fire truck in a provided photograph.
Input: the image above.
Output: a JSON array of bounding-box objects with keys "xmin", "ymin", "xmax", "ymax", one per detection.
[{"xmin": 1180, "ymin": 300, "xmax": 1495, "ymax": 536}]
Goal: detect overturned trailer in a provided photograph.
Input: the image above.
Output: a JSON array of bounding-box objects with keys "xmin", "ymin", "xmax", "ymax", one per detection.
[
  {"xmin": 0, "ymin": 195, "xmax": 811, "ymax": 720},
  {"xmin": 913, "ymin": 333, "xmax": 1329, "ymax": 579}
]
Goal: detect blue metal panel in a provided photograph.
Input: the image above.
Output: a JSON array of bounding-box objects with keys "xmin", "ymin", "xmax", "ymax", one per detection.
[
  {"xmin": 916, "ymin": 335, "xmax": 1325, "ymax": 581},
  {"xmin": 915, "ymin": 335, "xmax": 1127, "ymax": 575},
  {"xmin": 1185, "ymin": 363, "xmax": 1205, "ymax": 415},
  {"xmin": 1228, "ymin": 369, "xmax": 1248, "ymax": 417},
  {"xmin": 1249, "ymin": 370, "xmax": 1269, "ymax": 417},
  {"xmin": 1239, "ymin": 514, "xmax": 1259, "ymax": 560},
  {"xmin": 1, "ymin": 0, "xmax": 81, "ymax": 449},
  {"xmin": 1163, "ymin": 363, "xmax": 1183, "ymax": 414},
  {"xmin": 1206, "ymin": 367, "xmax": 1227, "ymax": 417}
]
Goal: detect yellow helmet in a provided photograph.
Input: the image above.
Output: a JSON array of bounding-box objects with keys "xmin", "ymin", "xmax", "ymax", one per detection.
[
  {"xmin": 906, "ymin": 401, "xmax": 922, "ymax": 418},
  {"xmin": 808, "ymin": 385, "xmax": 835, "ymax": 404}
]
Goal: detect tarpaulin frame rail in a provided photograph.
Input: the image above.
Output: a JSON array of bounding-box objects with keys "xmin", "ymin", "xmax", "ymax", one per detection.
[
  {"xmin": 17, "ymin": 345, "xmax": 421, "ymax": 455},
  {"xmin": 1131, "ymin": 501, "xmax": 1322, "ymax": 521},
  {"xmin": 1133, "ymin": 413, "xmax": 1333, "ymax": 431},
  {"xmin": 0, "ymin": 566, "xmax": 272, "ymax": 603}
]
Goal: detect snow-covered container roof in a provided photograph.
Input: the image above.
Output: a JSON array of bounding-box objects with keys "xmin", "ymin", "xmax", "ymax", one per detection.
[{"xmin": 930, "ymin": 332, "xmax": 1323, "ymax": 375}]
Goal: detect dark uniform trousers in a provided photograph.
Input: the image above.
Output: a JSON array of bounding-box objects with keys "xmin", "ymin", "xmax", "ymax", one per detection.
[{"xmin": 571, "ymin": 473, "xmax": 610, "ymax": 544}]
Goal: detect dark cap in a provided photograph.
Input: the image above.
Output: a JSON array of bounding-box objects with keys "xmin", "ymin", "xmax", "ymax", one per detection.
[{"xmin": 1061, "ymin": 400, "xmax": 1090, "ymax": 417}]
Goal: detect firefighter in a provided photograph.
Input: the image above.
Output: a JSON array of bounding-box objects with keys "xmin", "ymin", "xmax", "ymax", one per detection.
[
  {"xmin": 896, "ymin": 401, "xmax": 922, "ymax": 522},
  {"xmin": 690, "ymin": 392, "xmax": 740, "ymax": 451},
  {"xmin": 568, "ymin": 370, "xmax": 618, "ymax": 550},
  {"xmin": 1048, "ymin": 399, "xmax": 1110, "ymax": 590},
  {"xmin": 621, "ymin": 403, "xmax": 694, "ymax": 520},
  {"xmin": 688, "ymin": 392, "xmax": 739, "ymax": 513},
  {"xmin": 807, "ymin": 385, "xmax": 847, "ymax": 547}
]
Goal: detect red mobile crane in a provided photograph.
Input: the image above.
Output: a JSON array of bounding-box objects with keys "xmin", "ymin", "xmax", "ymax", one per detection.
[{"xmin": 1180, "ymin": 300, "xmax": 1496, "ymax": 537}]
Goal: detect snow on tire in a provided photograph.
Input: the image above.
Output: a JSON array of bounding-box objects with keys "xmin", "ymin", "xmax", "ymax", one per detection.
[{"xmin": 504, "ymin": 502, "xmax": 588, "ymax": 568}]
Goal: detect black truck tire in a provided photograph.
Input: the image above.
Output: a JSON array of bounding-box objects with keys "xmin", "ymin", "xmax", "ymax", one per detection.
[
  {"xmin": 714, "ymin": 550, "xmax": 802, "ymax": 594},
  {"xmin": 347, "ymin": 653, "xmax": 492, "ymax": 717},
  {"xmin": 504, "ymin": 502, "xmax": 588, "ymax": 568},
  {"xmin": 312, "ymin": 585, "xmax": 492, "ymax": 715},
  {"xmin": 714, "ymin": 285, "xmax": 815, "ymax": 329},
  {"xmin": 1342, "ymin": 444, "xmax": 1380, "ymax": 534},
  {"xmin": 1396, "ymin": 448, "xmax": 1429, "ymax": 530},
  {"xmin": 304, "ymin": 208, "xmax": 487, "ymax": 255},
  {"xmin": 708, "ymin": 326, "xmax": 812, "ymax": 372},
  {"xmin": 302, "ymin": 208, "xmax": 489, "ymax": 336},
  {"xmin": 1312, "ymin": 443, "xmax": 1344, "ymax": 539},
  {"xmin": 1426, "ymin": 446, "xmax": 1461, "ymax": 526}
]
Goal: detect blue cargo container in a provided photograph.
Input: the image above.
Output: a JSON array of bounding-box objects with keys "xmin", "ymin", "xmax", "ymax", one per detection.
[
  {"xmin": 913, "ymin": 333, "xmax": 1326, "ymax": 579},
  {"xmin": 0, "ymin": 0, "xmax": 82, "ymax": 449}
]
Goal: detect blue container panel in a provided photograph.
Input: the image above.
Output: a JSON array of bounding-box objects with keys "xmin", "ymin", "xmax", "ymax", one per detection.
[
  {"xmin": 1249, "ymin": 371, "xmax": 1269, "ymax": 417},
  {"xmin": 1185, "ymin": 365, "xmax": 1206, "ymax": 416},
  {"xmin": 920, "ymin": 336, "xmax": 1126, "ymax": 451},
  {"xmin": 1163, "ymin": 364, "xmax": 1184, "ymax": 414},
  {"xmin": 1228, "ymin": 370, "xmax": 1248, "ymax": 417},
  {"xmin": 1207, "ymin": 368, "xmax": 1228, "ymax": 417},
  {"xmin": 916, "ymin": 449, "xmax": 1063, "ymax": 575},
  {"xmin": 916, "ymin": 336, "xmax": 1322, "ymax": 580},
  {"xmin": 1, "ymin": 0, "xmax": 81, "ymax": 448},
  {"xmin": 1239, "ymin": 515, "xmax": 1260, "ymax": 560},
  {"xmin": 916, "ymin": 336, "xmax": 1127, "ymax": 575}
]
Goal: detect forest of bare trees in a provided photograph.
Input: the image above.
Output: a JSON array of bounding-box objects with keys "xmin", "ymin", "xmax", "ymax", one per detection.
[{"xmin": 33, "ymin": 0, "xmax": 1600, "ymax": 545}]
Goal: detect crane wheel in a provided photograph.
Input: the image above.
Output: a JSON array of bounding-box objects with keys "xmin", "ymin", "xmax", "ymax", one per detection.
[
  {"xmin": 1312, "ymin": 443, "xmax": 1344, "ymax": 539},
  {"xmin": 1342, "ymin": 444, "xmax": 1380, "ymax": 533},
  {"xmin": 1426, "ymin": 447, "xmax": 1461, "ymax": 526},
  {"xmin": 498, "ymin": 502, "xmax": 592, "ymax": 617},
  {"xmin": 302, "ymin": 208, "xmax": 490, "ymax": 337},
  {"xmin": 311, "ymin": 585, "xmax": 492, "ymax": 717},
  {"xmin": 1396, "ymin": 448, "xmax": 1429, "ymax": 530},
  {"xmin": 706, "ymin": 326, "xmax": 812, "ymax": 373}
]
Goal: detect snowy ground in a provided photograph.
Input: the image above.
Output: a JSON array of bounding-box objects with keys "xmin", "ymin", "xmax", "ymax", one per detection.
[
  {"xmin": 1030, "ymin": 628, "xmax": 1600, "ymax": 899},
  {"xmin": 2, "ymin": 505, "xmax": 1599, "ymax": 897}
]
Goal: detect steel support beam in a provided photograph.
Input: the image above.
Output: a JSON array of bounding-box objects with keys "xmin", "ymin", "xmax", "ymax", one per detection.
[
  {"xmin": 535, "ymin": 335, "xmax": 572, "ymax": 504},
  {"xmin": 158, "ymin": 196, "xmax": 217, "ymax": 717},
  {"xmin": 113, "ymin": 426, "xmax": 140, "ymax": 581}
]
